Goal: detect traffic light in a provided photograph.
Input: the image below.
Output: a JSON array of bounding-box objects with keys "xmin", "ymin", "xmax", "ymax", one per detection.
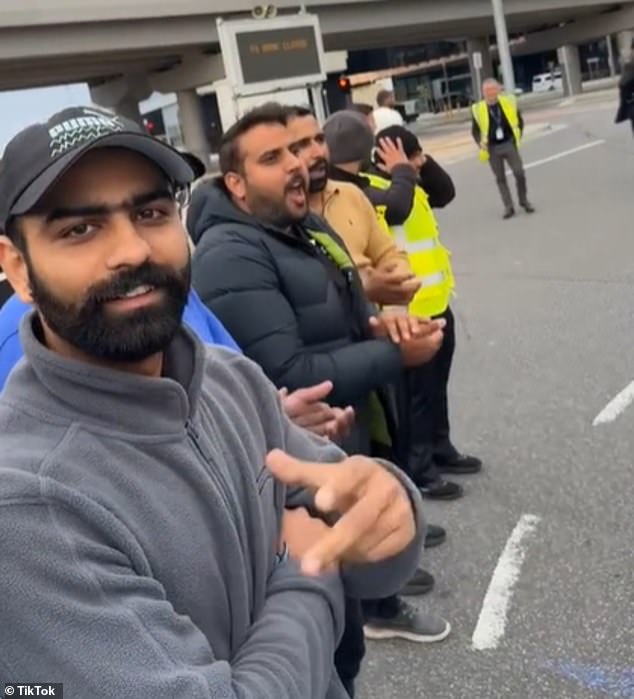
[
  {"xmin": 337, "ymin": 75, "xmax": 351, "ymax": 93},
  {"xmin": 142, "ymin": 109, "xmax": 166, "ymax": 138}
]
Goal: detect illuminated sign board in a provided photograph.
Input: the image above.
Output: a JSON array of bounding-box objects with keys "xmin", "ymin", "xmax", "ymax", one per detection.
[
  {"xmin": 236, "ymin": 25, "xmax": 322, "ymax": 84},
  {"xmin": 217, "ymin": 15, "xmax": 326, "ymax": 96}
]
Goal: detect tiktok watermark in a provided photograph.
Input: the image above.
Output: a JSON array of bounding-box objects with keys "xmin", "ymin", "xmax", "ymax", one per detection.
[{"xmin": 4, "ymin": 686, "xmax": 62, "ymax": 697}]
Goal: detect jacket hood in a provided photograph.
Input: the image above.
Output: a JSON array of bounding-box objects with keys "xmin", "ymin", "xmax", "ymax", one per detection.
[
  {"xmin": 187, "ymin": 177, "xmax": 327, "ymax": 245},
  {"xmin": 187, "ymin": 178, "xmax": 258, "ymax": 245}
]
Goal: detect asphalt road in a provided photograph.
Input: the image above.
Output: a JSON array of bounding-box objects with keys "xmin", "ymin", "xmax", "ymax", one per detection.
[{"xmin": 358, "ymin": 94, "xmax": 634, "ymax": 698}]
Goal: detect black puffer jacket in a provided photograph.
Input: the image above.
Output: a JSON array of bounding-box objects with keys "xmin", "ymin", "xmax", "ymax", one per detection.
[{"xmin": 188, "ymin": 180, "xmax": 404, "ymax": 451}]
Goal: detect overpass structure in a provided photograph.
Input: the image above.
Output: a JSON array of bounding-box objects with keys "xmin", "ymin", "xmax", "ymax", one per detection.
[{"xmin": 1, "ymin": 0, "xmax": 633, "ymax": 159}]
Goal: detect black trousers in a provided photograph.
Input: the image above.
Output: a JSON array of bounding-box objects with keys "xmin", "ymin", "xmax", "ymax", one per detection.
[
  {"xmin": 334, "ymin": 424, "xmax": 404, "ymax": 695},
  {"xmin": 334, "ymin": 598, "xmax": 366, "ymax": 698},
  {"xmin": 488, "ymin": 141, "xmax": 529, "ymax": 210},
  {"xmin": 334, "ymin": 311, "xmax": 460, "ymax": 690},
  {"xmin": 400, "ymin": 306, "xmax": 458, "ymax": 486}
]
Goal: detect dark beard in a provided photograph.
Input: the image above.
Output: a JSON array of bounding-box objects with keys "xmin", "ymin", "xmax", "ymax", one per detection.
[
  {"xmin": 27, "ymin": 257, "xmax": 191, "ymax": 363},
  {"xmin": 246, "ymin": 177, "xmax": 308, "ymax": 228},
  {"xmin": 248, "ymin": 194, "xmax": 300, "ymax": 228},
  {"xmin": 308, "ymin": 158, "xmax": 328, "ymax": 193}
]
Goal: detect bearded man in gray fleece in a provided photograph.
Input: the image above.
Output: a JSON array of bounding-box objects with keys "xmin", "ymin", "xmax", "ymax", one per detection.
[{"xmin": 0, "ymin": 107, "xmax": 425, "ymax": 698}]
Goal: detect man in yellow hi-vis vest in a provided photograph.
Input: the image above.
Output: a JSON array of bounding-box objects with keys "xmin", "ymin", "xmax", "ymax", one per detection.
[
  {"xmin": 362, "ymin": 125, "xmax": 482, "ymax": 497},
  {"xmin": 321, "ymin": 114, "xmax": 483, "ymax": 503},
  {"xmin": 471, "ymin": 78, "xmax": 534, "ymax": 219}
]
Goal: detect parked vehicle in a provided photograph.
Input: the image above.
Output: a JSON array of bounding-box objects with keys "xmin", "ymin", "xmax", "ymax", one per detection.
[
  {"xmin": 394, "ymin": 100, "xmax": 420, "ymax": 123},
  {"xmin": 532, "ymin": 70, "xmax": 563, "ymax": 93}
]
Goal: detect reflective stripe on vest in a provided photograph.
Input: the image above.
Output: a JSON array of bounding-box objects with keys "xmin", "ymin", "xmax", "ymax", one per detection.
[
  {"xmin": 363, "ymin": 172, "xmax": 454, "ymax": 317},
  {"xmin": 420, "ymin": 271, "xmax": 446, "ymax": 288},
  {"xmin": 391, "ymin": 225, "xmax": 438, "ymax": 254}
]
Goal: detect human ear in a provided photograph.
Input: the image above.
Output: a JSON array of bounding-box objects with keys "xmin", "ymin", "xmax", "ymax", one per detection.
[
  {"xmin": 0, "ymin": 235, "xmax": 33, "ymax": 304},
  {"xmin": 223, "ymin": 172, "xmax": 247, "ymax": 202}
]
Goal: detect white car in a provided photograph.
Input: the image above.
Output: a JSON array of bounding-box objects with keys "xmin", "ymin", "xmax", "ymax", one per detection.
[{"xmin": 532, "ymin": 71, "xmax": 563, "ymax": 93}]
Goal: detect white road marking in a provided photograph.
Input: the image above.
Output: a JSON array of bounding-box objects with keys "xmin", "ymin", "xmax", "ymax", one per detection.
[
  {"xmin": 593, "ymin": 380, "xmax": 634, "ymax": 426},
  {"xmin": 522, "ymin": 140, "xmax": 605, "ymax": 170},
  {"xmin": 472, "ymin": 513, "xmax": 541, "ymax": 651}
]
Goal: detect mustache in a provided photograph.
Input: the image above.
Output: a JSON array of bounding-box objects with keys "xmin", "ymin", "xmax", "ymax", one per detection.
[
  {"xmin": 309, "ymin": 158, "xmax": 328, "ymax": 175},
  {"xmin": 86, "ymin": 262, "xmax": 186, "ymax": 306}
]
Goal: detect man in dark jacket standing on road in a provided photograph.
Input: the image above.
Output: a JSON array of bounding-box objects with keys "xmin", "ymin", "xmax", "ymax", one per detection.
[
  {"xmin": 188, "ymin": 103, "xmax": 451, "ymax": 695},
  {"xmin": 615, "ymin": 38, "xmax": 634, "ymax": 136}
]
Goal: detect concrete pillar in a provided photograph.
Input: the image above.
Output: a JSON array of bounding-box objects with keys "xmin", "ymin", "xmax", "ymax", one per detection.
[
  {"xmin": 557, "ymin": 44, "xmax": 583, "ymax": 97},
  {"xmin": 467, "ymin": 37, "xmax": 494, "ymax": 101},
  {"xmin": 114, "ymin": 96, "xmax": 143, "ymax": 125},
  {"xmin": 176, "ymin": 89, "xmax": 211, "ymax": 169},
  {"xmin": 616, "ymin": 30, "xmax": 634, "ymax": 71},
  {"xmin": 89, "ymin": 74, "xmax": 151, "ymax": 127},
  {"xmin": 606, "ymin": 35, "xmax": 616, "ymax": 78}
]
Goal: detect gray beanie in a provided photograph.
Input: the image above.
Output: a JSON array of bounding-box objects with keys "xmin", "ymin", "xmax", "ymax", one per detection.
[{"xmin": 323, "ymin": 111, "xmax": 374, "ymax": 165}]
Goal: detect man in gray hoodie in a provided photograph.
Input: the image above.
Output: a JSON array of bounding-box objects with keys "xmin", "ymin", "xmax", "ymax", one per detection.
[{"xmin": 0, "ymin": 107, "xmax": 425, "ymax": 698}]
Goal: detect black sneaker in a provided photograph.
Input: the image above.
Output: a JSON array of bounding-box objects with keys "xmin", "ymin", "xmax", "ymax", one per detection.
[
  {"xmin": 399, "ymin": 568, "xmax": 434, "ymax": 596},
  {"xmin": 503, "ymin": 208, "xmax": 515, "ymax": 219},
  {"xmin": 364, "ymin": 599, "xmax": 451, "ymax": 643},
  {"xmin": 521, "ymin": 202, "xmax": 535, "ymax": 213},
  {"xmin": 425, "ymin": 523, "xmax": 447, "ymax": 548},
  {"xmin": 419, "ymin": 479, "xmax": 463, "ymax": 500},
  {"xmin": 436, "ymin": 454, "xmax": 482, "ymax": 475}
]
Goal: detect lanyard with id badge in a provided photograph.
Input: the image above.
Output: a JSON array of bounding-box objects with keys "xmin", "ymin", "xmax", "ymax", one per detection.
[{"xmin": 490, "ymin": 105, "xmax": 505, "ymax": 141}]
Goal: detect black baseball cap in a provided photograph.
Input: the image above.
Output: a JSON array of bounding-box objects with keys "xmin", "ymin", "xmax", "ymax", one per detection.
[
  {"xmin": 0, "ymin": 106, "xmax": 200, "ymax": 229},
  {"xmin": 375, "ymin": 125, "xmax": 422, "ymax": 159}
]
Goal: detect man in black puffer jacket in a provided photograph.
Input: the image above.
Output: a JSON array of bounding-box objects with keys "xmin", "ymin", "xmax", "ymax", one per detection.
[
  {"xmin": 615, "ymin": 38, "xmax": 634, "ymax": 136},
  {"xmin": 188, "ymin": 103, "xmax": 451, "ymax": 697}
]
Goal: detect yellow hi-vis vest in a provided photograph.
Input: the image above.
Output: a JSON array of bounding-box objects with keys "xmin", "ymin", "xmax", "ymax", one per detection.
[
  {"xmin": 471, "ymin": 95, "xmax": 521, "ymax": 162},
  {"xmin": 364, "ymin": 172, "xmax": 454, "ymax": 318}
]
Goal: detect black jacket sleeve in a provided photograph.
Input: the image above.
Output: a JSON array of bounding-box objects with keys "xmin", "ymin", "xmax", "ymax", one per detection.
[
  {"xmin": 616, "ymin": 65, "xmax": 634, "ymax": 122},
  {"xmin": 418, "ymin": 155, "xmax": 456, "ymax": 208},
  {"xmin": 192, "ymin": 230, "xmax": 404, "ymax": 408},
  {"xmin": 518, "ymin": 109, "xmax": 524, "ymax": 135},
  {"xmin": 363, "ymin": 165, "xmax": 417, "ymax": 226}
]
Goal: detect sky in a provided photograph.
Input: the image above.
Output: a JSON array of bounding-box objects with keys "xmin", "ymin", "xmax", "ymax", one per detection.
[
  {"xmin": 0, "ymin": 83, "xmax": 91, "ymax": 151},
  {"xmin": 0, "ymin": 84, "xmax": 175, "ymax": 152}
]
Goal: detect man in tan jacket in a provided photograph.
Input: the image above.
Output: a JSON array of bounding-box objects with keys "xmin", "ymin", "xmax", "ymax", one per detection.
[{"xmin": 286, "ymin": 106, "xmax": 419, "ymax": 308}]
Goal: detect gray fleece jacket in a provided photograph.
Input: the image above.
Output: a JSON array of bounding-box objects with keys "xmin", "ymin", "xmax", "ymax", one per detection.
[{"xmin": 0, "ymin": 314, "xmax": 424, "ymax": 698}]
